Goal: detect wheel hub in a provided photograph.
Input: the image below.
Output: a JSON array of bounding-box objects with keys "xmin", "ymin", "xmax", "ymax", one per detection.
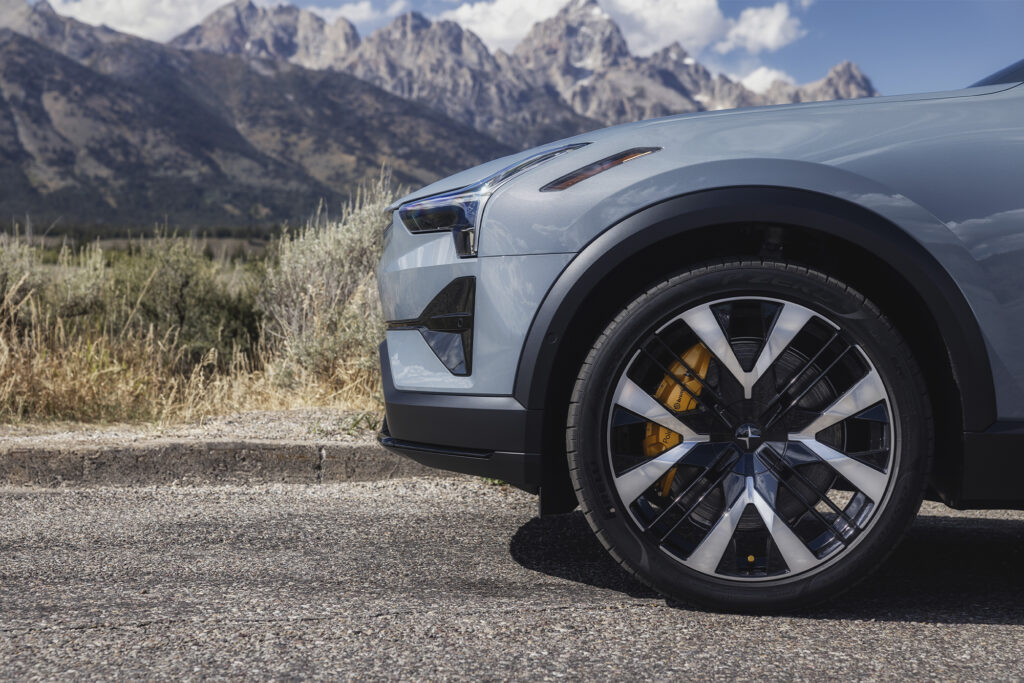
[{"xmin": 734, "ymin": 423, "xmax": 763, "ymax": 451}]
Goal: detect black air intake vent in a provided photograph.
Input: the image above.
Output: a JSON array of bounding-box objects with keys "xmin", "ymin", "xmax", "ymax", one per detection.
[{"xmin": 386, "ymin": 277, "xmax": 475, "ymax": 376}]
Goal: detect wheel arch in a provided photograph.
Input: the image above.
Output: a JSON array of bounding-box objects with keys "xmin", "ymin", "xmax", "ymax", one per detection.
[{"xmin": 520, "ymin": 186, "xmax": 996, "ymax": 514}]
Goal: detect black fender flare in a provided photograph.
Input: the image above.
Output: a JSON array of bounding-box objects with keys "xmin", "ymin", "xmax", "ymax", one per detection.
[{"xmin": 512, "ymin": 186, "xmax": 997, "ymax": 432}]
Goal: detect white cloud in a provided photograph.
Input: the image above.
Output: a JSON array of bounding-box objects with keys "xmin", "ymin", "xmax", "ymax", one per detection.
[
  {"xmin": 438, "ymin": 0, "xmax": 560, "ymax": 53},
  {"xmin": 44, "ymin": 0, "xmax": 410, "ymax": 42},
  {"xmin": 316, "ymin": 1, "xmax": 376, "ymax": 23},
  {"xmin": 47, "ymin": 0, "xmax": 230, "ymax": 41},
  {"xmin": 740, "ymin": 65, "xmax": 794, "ymax": 93},
  {"xmin": 440, "ymin": 0, "xmax": 731, "ymax": 56},
  {"xmin": 315, "ymin": 0, "xmax": 409, "ymax": 25},
  {"xmin": 605, "ymin": 0, "xmax": 730, "ymax": 56},
  {"xmin": 715, "ymin": 2, "xmax": 805, "ymax": 54}
]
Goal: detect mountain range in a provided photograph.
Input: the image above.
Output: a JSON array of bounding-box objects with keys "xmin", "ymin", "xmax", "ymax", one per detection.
[
  {"xmin": 0, "ymin": 0, "xmax": 877, "ymax": 229},
  {"xmin": 175, "ymin": 0, "xmax": 876, "ymax": 145},
  {"xmin": 0, "ymin": 0, "xmax": 511, "ymax": 229}
]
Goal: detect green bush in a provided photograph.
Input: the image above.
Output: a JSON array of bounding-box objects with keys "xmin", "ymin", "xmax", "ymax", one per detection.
[{"xmin": 107, "ymin": 237, "xmax": 261, "ymax": 368}]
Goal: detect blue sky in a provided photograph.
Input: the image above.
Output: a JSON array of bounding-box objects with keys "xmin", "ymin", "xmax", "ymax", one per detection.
[
  {"xmin": 45, "ymin": 0, "xmax": 1024, "ymax": 95},
  {"xmin": 751, "ymin": 0, "xmax": 1024, "ymax": 94}
]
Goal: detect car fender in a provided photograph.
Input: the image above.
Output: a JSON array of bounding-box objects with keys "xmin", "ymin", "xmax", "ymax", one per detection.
[{"xmin": 512, "ymin": 182, "xmax": 999, "ymax": 433}]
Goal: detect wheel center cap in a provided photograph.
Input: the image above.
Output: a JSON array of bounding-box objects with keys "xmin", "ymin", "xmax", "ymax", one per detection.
[{"xmin": 734, "ymin": 423, "xmax": 763, "ymax": 451}]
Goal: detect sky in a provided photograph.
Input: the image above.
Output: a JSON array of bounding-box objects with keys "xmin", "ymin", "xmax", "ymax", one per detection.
[{"xmin": 41, "ymin": 0, "xmax": 1024, "ymax": 95}]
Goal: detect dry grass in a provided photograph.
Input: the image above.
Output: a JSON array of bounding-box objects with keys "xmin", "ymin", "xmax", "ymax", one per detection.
[
  {"xmin": 259, "ymin": 173, "xmax": 391, "ymax": 409},
  {"xmin": 0, "ymin": 174, "xmax": 396, "ymax": 425}
]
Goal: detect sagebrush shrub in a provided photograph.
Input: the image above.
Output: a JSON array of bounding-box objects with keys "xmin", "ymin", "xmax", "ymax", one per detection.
[
  {"xmin": 0, "ymin": 171, "xmax": 398, "ymax": 422},
  {"xmin": 109, "ymin": 237, "xmax": 261, "ymax": 368},
  {"xmin": 260, "ymin": 171, "xmax": 393, "ymax": 397}
]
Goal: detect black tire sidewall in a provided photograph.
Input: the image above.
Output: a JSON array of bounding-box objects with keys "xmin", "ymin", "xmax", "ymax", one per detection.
[{"xmin": 570, "ymin": 262, "xmax": 931, "ymax": 612}]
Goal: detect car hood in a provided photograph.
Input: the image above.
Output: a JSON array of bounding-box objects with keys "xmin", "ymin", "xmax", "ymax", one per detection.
[{"xmin": 389, "ymin": 82, "xmax": 1019, "ymax": 210}]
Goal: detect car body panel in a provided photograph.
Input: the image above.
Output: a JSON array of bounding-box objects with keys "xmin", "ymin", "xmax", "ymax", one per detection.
[
  {"xmin": 379, "ymin": 221, "xmax": 573, "ymax": 393},
  {"xmin": 511, "ymin": 186, "xmax": 1000, "ymax": 437},
  {"xmin": 378, "ymin": 82, "xmax": 1024, "ymax": 417},
  {"xmin": 389, "ymin": 83, "xmax": 1017, "ymax": 210},
  {"xmin": 380, "ymin": 81, "xmax": 1019, "ymax": 417},
  {"xmin": 378, "ymin": 74, "xmax": 1024, "ymax": 508}
]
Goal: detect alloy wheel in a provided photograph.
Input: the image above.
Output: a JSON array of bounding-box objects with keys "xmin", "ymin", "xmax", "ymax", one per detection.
[{"xmin": 605, "ymin": 296, "xmax": 897, "ymax": 582}]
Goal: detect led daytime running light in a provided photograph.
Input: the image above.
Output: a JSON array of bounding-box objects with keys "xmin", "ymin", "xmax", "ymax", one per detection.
[{"xmin": 399, "ymin": 143, "xmax": 589, "ymax": 257}]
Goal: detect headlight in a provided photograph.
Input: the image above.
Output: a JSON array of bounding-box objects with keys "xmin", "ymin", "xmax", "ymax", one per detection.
[{"xmin": 397, "ymin": 143, "xmax": 588, "ymax": 258}]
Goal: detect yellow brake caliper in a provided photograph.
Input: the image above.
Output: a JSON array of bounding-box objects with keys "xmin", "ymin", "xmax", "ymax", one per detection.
[{"xmin": 642, "ymin": 343, "xmax": 712, "ymax": 497}]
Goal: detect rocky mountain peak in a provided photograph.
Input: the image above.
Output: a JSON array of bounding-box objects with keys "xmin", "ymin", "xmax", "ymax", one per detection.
[
  {"xmin": 764, "ymin": 59, "xmax": 877, "ymax": 104},
  {"xmin": 649, "ymin": 42, "xmax": 694, "ymax": 67},
  {"xmin": 830, "ymin": 60, "xmax": 862, "ymax": 76},
  {"xmin": 354, "ymin": 12, "xmax": 496, "ymax": 73},
  {"xmin": 823, "ymin": 60, "xmax": 873, "ymax": 93},
  {"xmin": 2, "ymin": 0, "xmax": 157, "ymax": 70},
  {"xmin": 647, "ymin": 42, "xmax": 708, "ymax": 80},
  {"xmin": 364, "ymin": 12, "xmax": 463, "ymax": 48},
  {"xmin": 558, "ymin": 0, "xmax": 605, "ymax": 18},
  {"xmin": 164, "ymin": 0, "xmax": 878, "ymax": 146},
  {"xmin": 341, "ymin": 10, "xmax": 593, "ymax": 147},
  {"xmin": 514, "ymin": 0, "xmax": 629, "ymax": 74},
  {"xmin": 171, "ymin": 1, "xmax": 359, "ymax": 68},
  {"xmin": 33, "ymin": 0, "xmax": 57, "ymax": 15},
  {"xmin": 395, "ymin": 11, "xmax": 432, "ymax": 33}
]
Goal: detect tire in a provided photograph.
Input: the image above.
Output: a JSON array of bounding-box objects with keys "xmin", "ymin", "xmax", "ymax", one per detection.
[{"xmin": 567, "ymin": 260, "xmax": 932, "ymax": 612}]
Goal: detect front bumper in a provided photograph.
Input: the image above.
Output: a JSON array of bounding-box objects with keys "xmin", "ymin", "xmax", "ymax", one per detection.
[
  {"xmin": 378, "ymin": 210, "xmax": 572, "ymax": 396},
  {"xmin": 377, "ymin": 342, "xmax": 543, "ymax": 492}
]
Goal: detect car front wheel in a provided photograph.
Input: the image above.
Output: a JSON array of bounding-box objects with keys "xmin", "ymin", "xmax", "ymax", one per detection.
[{"xmin": 567, "ymin": 260, "xmax": 932, "ymax": 612}]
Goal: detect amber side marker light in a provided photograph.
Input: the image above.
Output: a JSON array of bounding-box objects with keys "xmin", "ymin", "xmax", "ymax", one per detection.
[{"xmin": 540, "ymin": 147, "xmax": 661, "ymax": 192}]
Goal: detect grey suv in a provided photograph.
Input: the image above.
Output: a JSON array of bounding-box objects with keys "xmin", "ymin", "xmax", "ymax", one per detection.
[{"xmin": 377, "ymin": 59, "xmax": 1024, "ymax": 611}]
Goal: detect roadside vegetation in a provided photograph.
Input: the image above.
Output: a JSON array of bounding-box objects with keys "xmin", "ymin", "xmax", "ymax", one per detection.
[{"xmin": 0, "ymin": 174, "xmax": 395, "ymax": 424}]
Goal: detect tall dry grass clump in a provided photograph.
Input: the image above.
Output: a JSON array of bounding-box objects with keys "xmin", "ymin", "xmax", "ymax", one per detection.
[
  {"xmin": 0, "ymin": 174, "xmax": 397, "ymax": 424},
  {"xmin": 260, "ymin": 171, "xmax": 393, "ymax": 406}
]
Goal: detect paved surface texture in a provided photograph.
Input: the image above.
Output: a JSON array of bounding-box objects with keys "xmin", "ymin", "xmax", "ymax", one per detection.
[{"xmin": 2, "ymin": 478, "xmax": 1023, "ymax": 680}]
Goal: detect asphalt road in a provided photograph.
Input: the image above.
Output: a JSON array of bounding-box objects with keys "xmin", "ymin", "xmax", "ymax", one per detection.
[{"xmin": 2, "ymin": 478, "xmax": 1023, "ymax": 680}]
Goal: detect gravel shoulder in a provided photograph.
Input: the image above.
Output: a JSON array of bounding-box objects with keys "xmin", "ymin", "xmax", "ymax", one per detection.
[
  {"xmin": 2, "ymin": 477, "xmax": 1023, "ymax": 680},
  {"xmin": 0, "ymin": 410, "xmax": 440, "ymax": 487},
  {"xmin": 0, "ymin": 409, "xmax": 378, "ymax": 448}
]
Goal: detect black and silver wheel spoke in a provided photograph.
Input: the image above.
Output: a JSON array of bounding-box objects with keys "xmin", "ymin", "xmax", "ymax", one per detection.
[
  {"xmin": 638, "ymin": 349, "xmax": 736, "ymax": 431},
  {"xmin": 759, "ymin": 444, "xmax": 860, "ymax": 532},
  {"xmin": 607, "ymin": 296, "xmax": 896, "ymax": 581},
  {"xmin": 759, "ymin": 329, "xmax": 841, "ymax": 426},
  {"xmin": 647, "ymin": 333, "xmax": 738, "ymax": 428},
  {"xmin": 677, "ymin": 301, "xmax": 815, "ymax": 400},
  {"xmin": 645, "ymin": 446, "xmax": 740, "ymax": 533},
  {"xmin": 683, "ymin": 477, "xmax": 819, "ymax": 575},
  {"xmin": 789, "ymin": 368, "xmax": 890, "ymax": 502},
  {"xmin": 656, "ymin": 456, "xmax": 741, "ymax": 541},
  {"xmin": 610, "ymin": 374, "xmax": 709, "ymax": 505}
]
